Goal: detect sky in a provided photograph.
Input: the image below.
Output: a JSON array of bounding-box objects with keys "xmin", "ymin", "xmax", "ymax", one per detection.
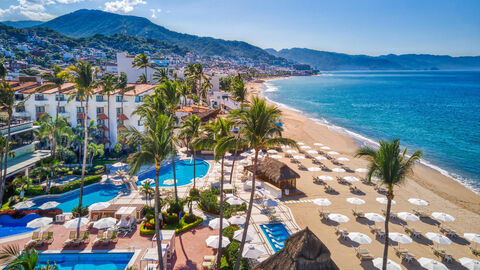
[{"xmin": 1, "ymin": 0, "xmax": 479, "ymax": 56}]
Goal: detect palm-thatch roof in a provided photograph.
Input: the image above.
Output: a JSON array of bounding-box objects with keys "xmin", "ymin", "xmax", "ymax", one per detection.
[
  {"xmin": 253, "ymin": 227, "xmax": 339, "ymax": 270},
  {"xmin": 244, "ymin": 157, "xmax": 300, "ymax": 183}
]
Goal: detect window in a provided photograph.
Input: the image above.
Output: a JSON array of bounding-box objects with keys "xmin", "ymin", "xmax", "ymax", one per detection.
[
  {"xmin": 15, "ymin": 94, "xmax": 24, "ymax": 101},
  {"xmin": 57, "ymin": 106, "xmax": 66, "ymax": 113},
  {"xmin": 135, "ymin": 96, "xmax": 143, "ymax": 103},
  {"xmin": 76, "ymin": 107, "xmax": 84, "ymax": 113},
  {"xmin": 96, "ymin": 95, "xmax": 105, "ymax": 102},
  {"xmin": 116, "ymin": 107, "xmax": 123, "ymax": 114},
  {"xmin": 138, "ymin": 120, "xmax": 142, "ymax": 126},
  {"xmin": 75, "ymin": 96, "xmax": 81, "ymax": 102},
  {"xmin": 116, "ymin": 96, "xmax": 123, "ymax": 102},
  {"xmin": 35, "ymin": 94, "xmax": 45, "ymax": 101},
  {"xmin": 55, "ymin": 94, "xmax": 65, "ymax": 101},
  {"xmin": 35, "ymin": 106, "xmax": 45, "ymax": 113},
  {"xmin": 96, "ymin": 107, "xmax": 104, "ymax": 114},
  {"xmin": 97, "ymin": 119, "xmax": 105, "ymax": 126},
  {"xmin": 16, "ymin": 105, "xmax": 25, "ymax": 112}
]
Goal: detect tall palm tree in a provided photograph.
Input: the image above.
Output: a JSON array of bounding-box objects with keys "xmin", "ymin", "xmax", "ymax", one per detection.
[
  {"xmin": 200, "ymin": 76, "xmax": 212, "ymax": 105},
  {"xmin": 152, "ymin": 67, "xmax": 170, "ymax": 84},
  {"xmin": 125, "ymin": 114, "xmax": 173, "ymax": 270},
  {"xmin": 0, "ymin": 81, "xmax": 15, "ymax": 205},
  {"xmin": 116, "ymin": 72, "xmax": 134, "ymax": 118},
  {"xmin": 132, "ymin": 54, "xmax": 152, "ymax": 83},
  {"xmin": 231, "ymin": 75, "xmax": 247, "ymax": 108},
  {"xmin": 12, "ymin": 176, "xmax": 30, "ymax": 200},
  {"xmin": 140, "ymin": 181, "xmax": 154, "ymax": 207},
  {"xmin": 355, "ymin": 139, "xmax": 421, "ymax": 270},
  {"xmin": 87, "ymin": 143, "xmax": 104, "ymax": 164},
  {"xmin": 35, "ymin": 114, "xmax": 70, "ymax": 158},
  {"xmin": 179, "ymin": 115, "xmax": 201, "ymax": 190},
  {"xmin": 0, "ymin": 133, "xmax": 7, "ymax": 202},
  {"xmin": 100, "ymin": 73, "xmax": 117, "ymax": 146},
  {"xmin": 233, "ymin": 97, "xmax": 297, "ymax": 270},
  {"xmin": 178, "ymin": 81, "xmax": 190, "ymax": 106},
  {"xmin": 0, "ymin": 60, "xmax": 6, "ymax": 81},
  {"xmin": 33, "ymin": 159, "xmax": 63, "ymax": 193},
  {"xmin": 62, "ymin": 61, "xmax": 98, "ymax": 234},
  {"xmin": 41, "ymin": 65, "xmax": 65, "ymax": 119}
]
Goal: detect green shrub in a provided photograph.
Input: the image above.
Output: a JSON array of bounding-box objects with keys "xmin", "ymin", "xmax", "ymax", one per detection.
[
  {"xmin": 49, "ymin": 175, "xmax": 101, "ymax": 194},
  {"xmin": 175, "ymin": 215, "xmax": 203, "ymax": 234},
  {"xmin": 139, "ymin": 221, "xmax": 156, "ymax": 235},
  {"xmin": 222, "ymin": 225, "xmax": 240, "ymax": 241},
  {"xmin": 24, "ymin": 185, "xmax": 45, "ymax": 196},
  {"xmin": 199, "ymin": 189, "xmax": 219, "ymax": 214},
  {"xmin": 72, "ymin": 205, "xmax": 89, "ymax": 217},
  {"xmin": 182, "ymin": 213, "xmax": 197, "ymax": 224},
  {"xmin": 164, "ymin": 213, "xmax": 178, "ymax": 225}
]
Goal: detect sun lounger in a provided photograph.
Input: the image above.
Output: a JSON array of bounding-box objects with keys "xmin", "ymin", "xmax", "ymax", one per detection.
[
  {"xmin": 335, "ymin": 227, "xmax": 348, "ymax": 237},
  {"xmin": 381, "ymin": 209, "xmax": 397, "ymax": 219},
  {"xmin": 412, "ymin": 209, "xmax": 429, "ymax": 218},
  {"xmin": 93, "ymin": 229, "xmax": 105, "ymax": 246},
  {"xmin": 401, "ymin": 252, "xmax": 416, "ymax": 263},
  {"xmin": 203, "ymin": 255, "xmax": 216, "ymax": 261},
  {"xmin": 355, "ymin": 248, "xmax": 374, "ymax": 261},
  {"xmin": 470, "ymin": 245, "xmax": 480, "ymax": 256},
  {"xmin": 369, "ymin": 225, "xmax": 381, "ymax": 234},
  {"xmin": 394, "ymin": 247, "xmax": 408, "ymax": 256},
  {"xmin": 352, "ymin": 209, "xmax": 365, "ymax": 218},
  {"xmin": 63, "ymin": 231, "xmax": 77, "ymax": 247},
  {"xmin": 438, "ymin": 225, "xmax": 457, "ymax": 238},
  {"xmin": 349, "ymin": 186, "xmax": 361, "ymax": 193},
  {"xmin": 374, "ymin": 229, "xmax": 385, "ymax": 238},
  {"xmin": 202, "ymin": 261, "xmax": 214, "ymax": 270},
  {"xmin": 317, "ymin": 209, "xmax": 330, "ymax": 219},
  {"xmin": 25, "ymin": 231, "xmax": 41, "ymax": 248},
  {"xmin": 404, "ymin": 226, "xmax": 421, "ymax": 238},
  {"xmin": 324, "ymin": 185, "xmax": 335, "ymax": 193},
  {"xmin": 144, "ymin": 264, "xmax": 158, "ymax": 270}
]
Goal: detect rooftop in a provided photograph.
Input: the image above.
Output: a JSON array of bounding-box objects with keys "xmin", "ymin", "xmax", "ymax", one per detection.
[{"xmin": 6, "ymin": 150, "xmax": 51, "ymax": 178}]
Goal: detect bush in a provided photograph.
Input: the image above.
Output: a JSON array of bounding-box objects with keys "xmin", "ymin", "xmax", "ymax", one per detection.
[
  {"xmin": 0, "ymin": 209, "xmax": 62, "ymax": 218},
  {"xmin": 222, "ymin": 225, "xmax": 240, "ymax": 241},
  {"xmin": 24, "ymin": 185, "xmax": 45, "ymax": 196},
  {"xmin": 72, "ymin": 205, "xmax": 89, "ymax": 217},
  {"xmin": 49, "ymin": 175, "xmax": 101, "ymax": 194},
  {"xmin": 175, "ymin": 215, "xmax": 203, "ymax": 234},
  {"xmin": 182, "ymin": 213, "xmax": 197, "ymax": 224},
  {"xmin": 198, "ymin": 189, "xmax": 219, "ymax": 214},
  {"xmin": 167, "ymin": 198, "xmax": 185, "ymax": 215},
  {"xmin": 139, "ymin": 221, "xmax": 156, "ymax": 235},
  {"xmin": 164, "ymin": 212, "xmax": 178, "ymax": 225}
]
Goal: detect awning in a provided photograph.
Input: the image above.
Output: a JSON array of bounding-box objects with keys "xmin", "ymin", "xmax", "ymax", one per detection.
[
  {"xmin": 97, "ymin": 113, "xmax": 108, "ymax": 120},
  {"xmin": 117, "ymin": 113, "xmax": 129, "ymax": 121},
  {"xmin": 115, "ymin": 206, "xmax": 136, "ymax": 216},
  {"xmin": 141, "ymin": 246, "xmax": 168, "ymax": 261},
  {"xmin": 152, "ymin": 230, "xmax": 175, "ymax": 241}
]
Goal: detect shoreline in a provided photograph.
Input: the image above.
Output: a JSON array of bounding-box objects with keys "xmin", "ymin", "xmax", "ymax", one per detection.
[{"xmin": 247, "ymin": 77, "xmax": 480, "ymax": 215}]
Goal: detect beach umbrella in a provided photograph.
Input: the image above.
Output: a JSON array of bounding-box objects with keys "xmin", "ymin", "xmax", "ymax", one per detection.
[
  {"xmin": 315, "ymin": 156, "xmax": 327, "ymax": 160},
  {"xmin": 300, "ymin": 145, "xmax": 311, "ymax": 150},
  {"xmin": 297, "ymin": 142, "xmax": 305, "ymax": 146},
  {"xmin": 242, "ymin": 244, "xmax": 265, "ymax": 259},
  {"xmin": 263, "ymin": 198, "xmax": 278, "ymax": 207},
  {"xmin": 408, "ymin": 198, "xmax": 429, "ymax": 206},
  {"xmin": 347, "ymin": 232, "xmax": 372, "ymax": 245},
  {"xmin": 332, "ymin": 168, "xmax": 346, "ymax": 173},
  {"xmin": 293, "ymin": 155, "xmax": 305, "ymax": 160},
  {"xmin": 225, "ymin": 193, "xmax": 237, "ymax": 199},
  {"xmin": 88, "ymin": 202, "xmax": 111, "ymax": 211},
  {"xmin": 208, "ymin": 218, "xmax": 229, "ymax": 230},
  {"xmin": 338, "ymin": 157, "xmax": 350, "ymax": 161},
  {"xmin": 206, "ymin": 235, "xmax": 230, "ymax": 249},
  {"xmin": 397, "ymin": 212, "xmax": 420, "ymax": 222},
  {"xmin": 328, "ymin": 151, "xmax": 339, "ymax": 155},
  {"xmin": 234, "ymin": 229, "xmax": 255, "ymax": 242},
  {"xmin": 328, "ymin": 213, "xmax": 350, "ymax": 223},
  {"xmin": 38, "ymin": 201, "xmax": 59, "ymax": 210},
  {"xmin": 93, "ymin": 217, "xmax": 117, "ymax": 229},
  {"xmin": 270, "ymin": 154, "xmax": 282, "ymax": 159},
  {"xmin": 343, "ymin": 176, "xmax": 359, "ymax": 182},
  {"xmin": 163, "ymin": 179, "xmax": 174, "ymax": 185},
  {"xmin": 346, "ymin": 197, "xmax": 365, "ymax": 205},
  {"xmin": 245, "ymin": 180, "xmax": 262, "ymax": 188},
  {"xmin": 226, "ymin": 196, "xmax": 243, "ymax": 206},
  {"xmin": 372, "ymin": 258, "xmax": 402, "ymax": 270},
  {"xmin": 64, "ymin": 217, "xmax": 89, "ymax": 229},
  {"xmin": 464, "ymin": 233, "xmax": 480, "ymax": 244},
  {"xmin": 426, "ymin": 232, "xmax": 452, "ymax": 245},
  {"xmin": 355, "ymin": 168, "xmax": 369, "ymax": 173},
  {"xmin": 27, "ymin": 217, "xmax": 53, "ymax": 228},
  {"xmin": 317, "ymin": 175, "xmax": 333, "ymax": 181},
  {"xmin": 418, "ymin": 258, "xmax": 448, "ymax": 270},
  {"xmin": 112, "ymin": 162, "xmax": 126, "ymax": 168},
  {"xmin": 459, "ymin": 257, "xmax": 480, "ymax": 270},
  {"xmin": 267, "ymin": 149, "xmax": 278, "ymax": 154},
  {"xmin": 240, "ymin": 152, "xmax": 249, "ymax": 157},
  {"xmin": 388, "ymin": 232, "xmax": 412, "ymax": 244},
  {"xmin": 321, "ymin": 146, "xmax": 331, "ymax": 150},
  {"xmin": 314, "ymin": 143, "xmax": 323, "ymax": 146},
  {"xmin": 140, "ymin": 178, "xmax": 154, "ymax": 185},
  {"xmin": 365, "ymin": 213, "xmax": 386, "ymax": 222},
  {"xmin": 286, "ymin": 149, "xmax": 297, "ymax": 154},
  {"xmin": 308, "ymin": 167, "xmax": 321, "ymax": 172},
  {"xmin": 228, "ymin": 215, "xmax": 246, "ymax": 225},
  {"xmin": 225, "ymin": 152, "xmax": 232, "ymax": 157},
  {"xmin": 432, "ymin": 212, "xmax": 455, "ymax": 222},
  {"xmin": 281, "ymin": 145, "xmax": 290, "ymax": 149},
  {"xmin": 313, "ymin": 198, "xmax": 331, "ymax": 207},
  {"xmin": 13, "ymin": 201, "xmax": 35, "ymax": 210},
  {"xmin": 307, "ymin": 150, "xmax": 318, "ymax": 155},
  {"xmin": 376, "ymin": 197, "xmax": 396, "ymax": 205}
]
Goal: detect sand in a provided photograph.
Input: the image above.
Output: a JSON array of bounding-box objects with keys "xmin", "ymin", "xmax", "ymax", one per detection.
[{"xmin": 247, "ymin": 78, "xmax": 480, "ymax": 270}]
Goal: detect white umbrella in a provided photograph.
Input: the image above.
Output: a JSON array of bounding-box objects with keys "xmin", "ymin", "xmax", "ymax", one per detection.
[
  {"xmin": 297, "ymin": 142, "xmax": 305, "ymax": 146},
  {"xmin": 426, "ymin": 232, "xmax": 452, "ymax": 245},
  {"xmin": 388, "ymin": 232, "xmax": 413, "ymax": 244},
  {"xmin": 13, "ymin": 201, "xmax": 35, "ymax": 210},
  {"xmin": 245, "ymin": 180, "xmax": 262, "ymax": 188},
  {"xmin": 38, "ymin": 201, "xmax": 60, "ymax": 210},
  {"xmin": 328, "ymin": 213, "xmax": 350, "ymax": 223},
  {"xmin": 234, "ymin": 229, "xmax": 255, "ymax": 242},
  {"xmin": 317, "ymin": 175, "xmax": 333, "ymax": 181},
  {"xmin": 206, "ymin": 235, "xmax": 230, "ymax": 249},
  {"xmin": 459, "ymin": 257, "xmax": 480, "ymax": 270},
  {"xmin": 93, "ymin": 217, "xmax": 117, "ymax": 229},
  {"xmin": 376, "ymin": 197, "xmax": 396, "ymax": 205},
  {"xmin": 418, "ymin": 257, "xmax": 448, "ymax": 270},
  {"xmin": 408, "ymin": 198, "xmax": 429, "ymax": 206},
  {"xmin": 281, "ymin": 145, "xmax": 290, "ymax": 149},
  {"xmin": 228, "ymin": 216, "xmax": 246, "ymax": 225},
  {"xmin": 372, "ymin": 258, "xmax": 402, "ymax": 270},
  {"xmin": 321, "ymin": 146, "xmax": 331, "ymax": 150},
  {"xmin": 270, "ymin": 155, "xmax": 282, "ymax": 159},
  {"xmin": 263, "ymin": 198, "xmax": 278, "ymax": 207},
  {"xmin": 332, "ymin": 168, "xmax": 346, "ymax": 173},
  {"xmin": 112, "ymin": 162, "xmax": 126, "ymax": 168},
  {"xmin": 255, "ymin": 189, "xmax": 269, "ymax": 198},
  {"xmin": 88, "ymin": 202, "xmax": 111, "ymax": 211},
  {"xmin": 346, "ymin": 197, "xmax": 365, "ymax": 205},
  {"xmin": 432, "ymin": 212, "xmax": 455, "ymax": 222},
  {"xmin": 313, "ymin": 198, "xmax": 331, "ymax": 207},
  {"xmin": 338, "ymin": 157, "xmax": 350, "ymax": 161},
  {"xmin": 208, "ymin": 218, "xmax": 229, "ymax": 230},
  {"xmin": 242, "ymin": 244, "xmax": 265, "ymax": 259},
  {"xmin": 64, "ymin": 217, "xmax": 89, "ymax": 229},
  {"xmin": 267, "ymin": 149, "xmax": 278, "ymax": 154},
  {"xmin": 226, "ymin": 197, "xmax": 243, "ymax": 206},
  {"xmin": 315, "ymin": 156, "xmax": 327, "ymax": 160},
  {"xmin": 140, "ymin": 178, "xmax": 154, "ymax": 185},
  {"xmin": 464, "ymin": 233, "xmax": 480, "ymax": 244},
  {"xmin": 328, "ymin": 151, "xmax": 339, "ymax": 155},
  {"xmin": 365, "ymin": 213, "xmax": 386, "ymax": 222},
  {"xmin": 307, "ymin": 150, "xmax": 318, "ymax": 154},
  {"xmin": 163, "ymin": 179, "xmax": 175, "ymax": 185},
  {"xmin": 397, "ymin": 212, "xmax": 420, "ymax": 222},
  {"xmin": 348, "ymin": 232, "xmax": 372, "ymax": 245},
  {"xmin": 225, "ymin": 152, "xmax": 232, "ymax": 157},
  {"xmin": 286, "ymin": 150, "xmax": 297, "ymax": 154},
  {"xmin": 355, "ymin": 168, "xmax": 369, "ymax": 173},
  {"xmin": 343, "ymin": 176, "xmax": 359, "ymax": 182},
  {"xmin": 300, "ymin": 145, "xmax": 311, "ymax": 150},
  {"xmin": 225, "ymin": 193, "xmax": 237, "ymax": 199},
  {"xmin": 26, "ymin": 217, "xmax": 53, "ymax": 228},
  {"xmin": 293, "ymin": 155, "xmax": 305, "ymax": 160},
  {"xmin": 308, "ymin": 167, "xmax": 321, "ymax": 172},
  {"xmin": 314, "ymin": 143, "xmax": 323, "ymax": 146}
]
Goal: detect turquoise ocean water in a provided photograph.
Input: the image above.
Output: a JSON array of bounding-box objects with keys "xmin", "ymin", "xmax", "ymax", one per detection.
[{"xmin": 263, "ymin": 71, "xmax": 480, "ymax": 193}]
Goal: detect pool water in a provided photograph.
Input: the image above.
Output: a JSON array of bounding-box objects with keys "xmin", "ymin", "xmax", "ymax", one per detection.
[
  {"xmin": 37, "ymin": 252, "xmax": 134, "ymax": 270},
  {"xmin": 137, "ymin": 158, "xmax": 209, "ymax": 187},
  {"xmin": 32, "ymin": 184, "xmax": 123, "ymax": 213},
  {"xmin": 0, "ymin": 213, "xmax": 40, "ymax": 238},
  {"xmin": 260, "ymin": 223, "xmax": 290, "ymax": 253}
]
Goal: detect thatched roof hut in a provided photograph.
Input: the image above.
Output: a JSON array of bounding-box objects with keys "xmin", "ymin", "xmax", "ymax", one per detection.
[
  {"xmin": 253, "ymin": 227, "xmax": 339, "ymax": 270},
  {"xmin": 244, "ymin": 157, "xmax": 300, "ymax": 184}
]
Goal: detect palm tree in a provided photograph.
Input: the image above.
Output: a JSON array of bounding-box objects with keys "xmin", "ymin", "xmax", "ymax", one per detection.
[
  {"xmin": 41, "ymin": 65, "xmax": 65, "ymax": 119},
  {"xmin": 233, "ymin": 97, "xmax": 297, "ymax": 270},
  {"xmin": 0, "ymin": 60, "xmax": 6, "ymax": 81},
  {"xmin": 140, "ymin": 181, "xmax": 154, "ymax": 207},
  {"xmin": 355, "ymin": 139, "xmax": 421, "ymax": 270},
  {"xmin": 62, "ymin": 61, "xmax": 98, "ymax": 234},
  {"xmin": 100, "ymin": 73, "xmax": 117, "ymax": 146},
  {"xmin": 178, "ymin": 81, "xmax": 190, "ymax": 106},
  {"xmin": 125, "ymin": 114, "xmax": 173, "ymax": 270},
  {"xmin": 33, "ymin": 159, "xmax": 63, "ymax": 193},
  {"xmin": 132, "ymin": 54, "xmax": 152, "ymax": 83},
  {"xmin": 179, "ymin": 115, "xmax": 201, "ymax": 190},
  {"xmin": 12, "ymin": 176, "xmax": 30, "ymax": 200},
  {"xmin": 0, "ymin": 133, "xmax": 7, "ymax": 202},
  {"xmin": 116, "ymin": 72, "xmax": 134, "ymax": 118},
  {"xmin": 87, "ymin": 143, "xmax": 104, "ymax": 165},
  {"xmin": 200, "ymin": 76, "xmax": 212, "ymax": 105},
  {"xmin": 152, "ymin": 67, "xmax": 169, "ymax": 84},
  {"xmin": 0, "ymin": 80, "xmax": 15, "ymax": 205},
  {"xmin": 35, "ymin": 114, "xmax": 70, "ymax": 158},
  {"xmin": 231, "ymin": 75, "xmax": 247, "ymax": 108}
]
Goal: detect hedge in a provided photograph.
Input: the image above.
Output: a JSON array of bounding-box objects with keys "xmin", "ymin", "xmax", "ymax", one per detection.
[
  {"xmin": 49, "ymin": 175, "xmax": 102, "ymax": 194},
  {"xmin": 0, "ymin": 209, "xmax": 62, "ymax": 218},
  {"xmin": 139, "ymin": 221, "xmax": 156, "ymax": 235},
  {"xmin": 139, "ymin": 215, "xmax": 204, "ymax": 236}
]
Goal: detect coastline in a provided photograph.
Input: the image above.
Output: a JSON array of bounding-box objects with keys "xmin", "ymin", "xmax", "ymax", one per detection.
[{"xmin": 247, "ymin": 77, "xmax": 480, "ymax": 215}]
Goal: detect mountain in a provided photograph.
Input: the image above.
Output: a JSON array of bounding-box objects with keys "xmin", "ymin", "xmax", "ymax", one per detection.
[
  {"xmin": 1, "ymin": 20, "xmax": 43, "ymax": 28},
  {"xmin": 35, "ymin": 9, "xmax": 281, "ymax": 63},
  {"xmin": 267, "ymin": 48, "xmax": 480, "ymax": 70}
]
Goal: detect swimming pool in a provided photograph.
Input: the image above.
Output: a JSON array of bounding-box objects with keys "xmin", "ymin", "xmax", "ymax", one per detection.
[
  {"xmin": 31, "ymin": 183, "xmax": 124, "ymax": 213},
  {"xmin": 37, "ymin": 252, "xmax": 134, "ymax": 270},
  {"xmin": 260, "ymin": 223, "xmax": 290, "ymax": 253},
  {"xmin": 137, "ymin": 158, "xmax": 209, "ymax": 187},
  {"xmin": 0, "ymin": 213, "xmax": 40, "ymax": 238}
]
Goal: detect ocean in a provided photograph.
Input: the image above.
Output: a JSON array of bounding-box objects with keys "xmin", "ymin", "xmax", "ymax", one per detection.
[{"xmin": 263, "ymin": 71, "xmax": 480, "ymax": 193}]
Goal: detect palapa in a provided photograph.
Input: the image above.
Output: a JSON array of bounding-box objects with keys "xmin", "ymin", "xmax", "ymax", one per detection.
[{"xmin": 244, "ymin": 157, "xmax": 300, "ymax": 184}]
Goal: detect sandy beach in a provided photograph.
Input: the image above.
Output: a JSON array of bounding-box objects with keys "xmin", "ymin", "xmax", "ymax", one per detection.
[{"xmin": 247, "ymin": 78, "xmax": 480, "ymax": 269}]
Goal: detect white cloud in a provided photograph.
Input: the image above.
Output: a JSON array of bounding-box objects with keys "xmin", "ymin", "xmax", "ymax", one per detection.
[
  {"xmin": 150, "ymin": 7, "xmax": 161, "ymax": 18},
  {"xmin": 104, "ymin": 0, "xmax": 147, "ymax": 13},
  {"xmin": 0, "ymin": 0, "xmax": 84, "ymax": 21}
]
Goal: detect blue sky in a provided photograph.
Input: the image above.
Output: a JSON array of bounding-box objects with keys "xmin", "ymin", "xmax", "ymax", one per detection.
[{"xmin": 1, "ymin": 0, "xmax": 479, "ymax": 56}]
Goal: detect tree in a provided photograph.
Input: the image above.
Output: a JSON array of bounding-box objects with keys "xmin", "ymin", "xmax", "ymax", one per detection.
[
  {"xmin": 355, "ymin": 139, "xmax": 421, "ymax": 270},
  {"xmin": 35, "ymin": 114, "xmax": 70, "ymax": 158},
  {"xmin": 41, "ymin": 65, "xmax": 65, "ymax": 119},
  {"xmin": 0, "ymin": 133, "xmax": 7, "ymax": 202},
  {"xmin": 116, "ymin": 72, "xmax": 134, "ymax": 118},
  {"xmin": 178, "ymin": 81, "xmax": 190, "ymax": 106},
  {"xmin": 100, "ymin": 73, "xmax": 118, "ymax": 146},
  {"xmin": 124, "ymin": 114, "xmax": 173, "ymax": 270},
  {"xmin": 0, "ymin": 80, "xmax": 15, "ymax": 205},
  {"xmin": 179, "ymin": 115, "xmax": 202, "ymax": 191},
  {"xmin": 33, "ymin": 159, "xmax": 63, "ymax": 193},
  {"xmin": 152, "ymin": 67, "xmax": 169, "ymax": 84},
  {"xmin": 62, "ymin": 61, "xmax": 98, "ymax": 237},
  {"xmin": 200, "ymin": 76, "xmax": 212, "ymax": 105},
  {"xmin": 233, "ymin": 97, "xmax": 297, "ymax": 270},
  {"xmin": 231, "ymin": 75, "xmax": 247, "ymax": 108},
  {"xmin": 132, "ymin": 54, "xmax": 152, "ymax": 83},
  {"xmin": 87, "ymin": 143, "xmax": 104, "ymax": 164},
  {"xmin": 140, "ymin": 181, "xmax": 154, "ymax": 207},
  {"xmin": 12, "ymin": 176, "xmax": 30, "ymax": 199},
  {"xmin": 136, "ymin": 74, "xmax": 147, "ymax": 84}
]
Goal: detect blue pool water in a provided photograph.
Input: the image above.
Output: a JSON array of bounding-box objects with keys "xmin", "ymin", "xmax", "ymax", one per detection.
[
  {"xmin": 37, "ymin": 252, "xmax": 134, "ymax": 270},
  {"xmin": 260, "ymin": 223, "xmax": 290, "ymax": 253},
  {"xmin": 31, "ymin": 183, "xmax": 123, "ymax": 213},
  {"xmin": 137, "ymin": 158, "xmax": 210, "ymax": 186},
  {"xmin": 264, "ymin": 71, "xmax": 480, "ymax": 193},
  {"xmin": 0, "ymin": 213, "xmax": 40, "ymax": 238}
]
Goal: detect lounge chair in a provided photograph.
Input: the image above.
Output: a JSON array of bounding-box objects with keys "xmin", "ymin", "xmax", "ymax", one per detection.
[
  {"xmin": 352, "ymin": 209, "xmax": 365, "ymax": 218},
  {"xmin": 381, "ymin": 209, "xmax": 397, "ymax": 219},
  {"xmin": 63, "ymin": 231, "xmax": 77, "ymax": 247},
  {"xmin": 470, "ymin": 245, "xmax": 480, "ymax": 256},
  {"xmin": 317, "ymin": 209, "xmax": 330, "ymax": 219},
  {"xmin": 203, "ymin": 255, "xmax": 216, "ymax": 261},
  {"xmin": 93, "ymin": 229, "xmax": 105, "ymax": 246},
  {"xmin": 401, "ymin": 252, "xmax": 416, "ymax": 263},
  {"xmin": 349, "ymin": 186, "xmax": 361, "ymax": 194},
  {"xmin": 394, "ymin": 247, "xmax": 408, "ymax": 256},
  {"xmin": 25, "ymin": 231, "xmax": 41, "ymax": 248},
  {"xmin": 36, "ymin": 231, "xmax": 53, "ymax": 247},
  {"xmin": 202, "ymin": 261, "xmax": 214, "ymax": 270},
  {"xmin": 355, "ymin": 248, "xmax": 374, "ymax": 261},
  {"xmin": 438, "ymin": 224, "xmax": 457, "ymax": 238},
  {"xmin": 335, "ymin": 227, "xmax": 348, "ymax": 237},
  {"xmin": 374, "ymin": 229, "xmax": 385, "ymax": 238},
  {"xmin": 412, "ymin": 209, "xmax": 429, "ymax": 218},
  {"xmin": 369, "ymin": 225, "xmax": 381, "ymax": 234},
  {"xmin": 324, "ymin": 185, "xmax": 335, "ymax": 193},
  {"xmin": 404, "ymin": 226, "xmax": 421, "ymax": 238},
  {"xmin": 72, "ymin": 232, "xmax": 85, "ymax": 246}
]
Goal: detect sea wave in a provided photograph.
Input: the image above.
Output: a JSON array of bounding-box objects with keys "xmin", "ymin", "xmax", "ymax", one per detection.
[{"xmin": 260, "ymin": 82, "xmax": 480, "ymax": 194}]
